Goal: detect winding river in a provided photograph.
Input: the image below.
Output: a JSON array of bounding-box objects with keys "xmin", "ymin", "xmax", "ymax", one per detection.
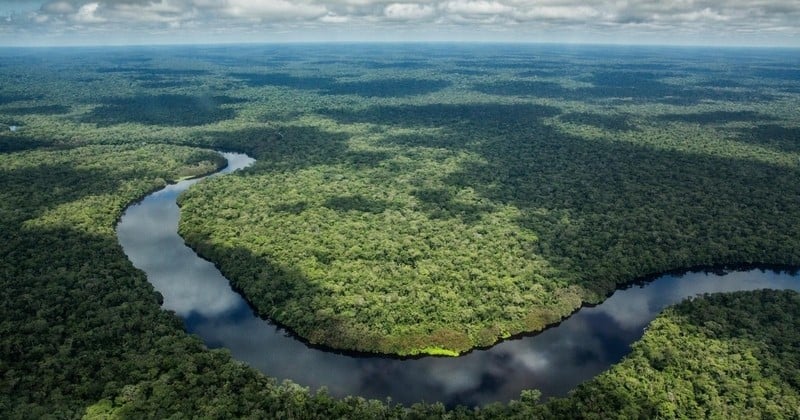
[{"xmin": 117, "ymin": 152, "xmax": 800, "ymax": 408}]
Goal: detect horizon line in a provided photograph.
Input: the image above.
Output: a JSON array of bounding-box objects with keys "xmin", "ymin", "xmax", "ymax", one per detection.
[{"xmin": 1, "ymin": 40, "xmax": 799, "ymax": 50}]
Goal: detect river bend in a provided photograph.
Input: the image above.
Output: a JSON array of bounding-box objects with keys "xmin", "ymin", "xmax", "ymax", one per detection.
[{"xmin": 116, "ymin": 151, "xmax": 800, "ymax": 407}]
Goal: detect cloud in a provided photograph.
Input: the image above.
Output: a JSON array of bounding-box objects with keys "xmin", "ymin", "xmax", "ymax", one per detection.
[
  {"xmin": 442, "ymin": 1, "xmax": 513, "ymax": 16},
  {"xmin": 514, "ymin": 6, "xmax": 601, "ymax": 21},
  {"xmin": 221, "ymin": 0, "xmax": 328, "ymax": 20},
  {"xmin": 73, "ymin": 2, "xmax": 104, "ymax": 23},
  {"xmin": 41, "ymin": 1, "xmax": 75, "ymax": 14},
  {"xmin": 3, "ymin": 0, "xmax": 799, "ymax": 45},
  {"xmin": 384, "ymin": 3, "xmax": 436, "ymax": 21},
  {"xmin": 319, "ymin": 13, "xmax": 350, "ymax": 23},
  {"xmin": 111, "ymin": 1, "xmax": 197, "ymax": 25}
]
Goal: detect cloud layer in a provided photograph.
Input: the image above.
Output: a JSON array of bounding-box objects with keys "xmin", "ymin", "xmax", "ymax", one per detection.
[{"xmin": 2, "ymin": 0, "xmax": 799, "ymax": 45}]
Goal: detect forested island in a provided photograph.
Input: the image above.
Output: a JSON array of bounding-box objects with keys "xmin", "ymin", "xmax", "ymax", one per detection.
[{"xmin": 1, "ymin": 44, "xmax": 800, "ymax": 417}]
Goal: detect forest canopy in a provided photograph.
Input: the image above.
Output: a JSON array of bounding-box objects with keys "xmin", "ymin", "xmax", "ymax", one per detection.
[
  {"xmin": 1, "ymin": 44, "xmax": 799, "ymax": 417},
  {"xmin": 165, "ymin": 45, "xmax": 800, "ymax": 355}
]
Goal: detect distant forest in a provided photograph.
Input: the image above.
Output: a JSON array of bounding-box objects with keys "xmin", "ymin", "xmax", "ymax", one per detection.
[{"xmin": 1, "ymin": 44, "xmax": 799, "ymax": 417}]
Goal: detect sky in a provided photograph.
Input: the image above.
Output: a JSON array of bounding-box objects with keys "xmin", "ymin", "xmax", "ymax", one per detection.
[{"xmin": 0, "ymin": 0, "xmax": 798, "ymax": 47}]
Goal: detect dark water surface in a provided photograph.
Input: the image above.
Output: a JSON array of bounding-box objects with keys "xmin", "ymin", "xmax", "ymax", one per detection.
[{"xmin": 117, "ymin": 152, "xmax": 800, "ymax": 408}]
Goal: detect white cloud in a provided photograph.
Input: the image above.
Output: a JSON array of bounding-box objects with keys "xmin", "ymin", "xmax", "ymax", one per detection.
[
  {"xmin": 515, "ymin": 6, "xmax": 601, "ymax": 21},
  {"xmin": 111, "ymin": 0, "xmax": 194, "ymax": 23},
  {"xmin": 442, "ymin": 0, "xmax": 513, "ymax": 16},
  {"xmin": 384, "ymin": 3, "xmax": 435, "ymax": 20},
  {"xmin": 7, "ymin": 0, "xmax": 800, "ymax": 45},
  {"xmin": 672, "ymin": 8, "xmax": 730, "ymax": 22},
  {"xmin": 221, "ymin": 0, "xmax": 328, "ymax": 20},
  {"xmin": 73, "ymin": 2, "xmax": 105, "ymax": 23},
  {"xmin": 320, "ymin": 13, "xmax": 350, "ymax": 23}
]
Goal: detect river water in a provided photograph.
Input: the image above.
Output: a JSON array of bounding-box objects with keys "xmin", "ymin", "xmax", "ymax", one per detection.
[{"xmin": 116, "ymin": 152, "xmax": 800, "ymax": 408}]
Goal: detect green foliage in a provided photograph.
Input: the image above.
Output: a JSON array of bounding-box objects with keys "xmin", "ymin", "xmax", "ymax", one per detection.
[
  {"xmin": 0, "ymin": 145, "xmax": 226, "ymax": 415},
  {"xmin": 527, "ymin": 290, "xmax": 800, "ymax": 419},
  {"xmin": 0, "ymin": 144, "xmax": 403, "ymax": 418},
  {"xmin": 82, "ymin": 94, "xmax": 242, "ymax": 127},
  {"xmin": 2, "ymin": 44, "xmax": 800, "ymax": 417},
  {"xmin": 173, "ymin": 46, "xmax": 800, "ymax": 355}
]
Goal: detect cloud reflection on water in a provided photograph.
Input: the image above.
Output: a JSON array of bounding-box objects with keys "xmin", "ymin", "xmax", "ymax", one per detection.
[
  {"xmin": 176, "ymin": 265, "xmax": 800, "ymax": 407},
  {"xmin": 117, "ymin": 154, "xmax": 253, "ymax": 318},
  {"xmin": 117, "ymin": 152, "xmax": 800, "ymax": 407}
]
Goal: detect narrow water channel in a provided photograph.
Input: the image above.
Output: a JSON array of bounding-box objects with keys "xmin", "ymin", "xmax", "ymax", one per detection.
[{"xmin": 117, "ymin": 151, "xmax": 800, "ymax": 408}]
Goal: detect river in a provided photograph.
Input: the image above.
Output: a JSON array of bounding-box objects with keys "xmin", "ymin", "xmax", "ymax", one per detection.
[{"xmin": 116, "ymin": 151, "xmax": 800, "ymax": 408}]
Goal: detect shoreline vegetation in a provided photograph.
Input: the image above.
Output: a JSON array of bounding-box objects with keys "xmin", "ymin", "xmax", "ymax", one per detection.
[
  {"xmin": 2, "ymin": 44, "xmax": 800, "ymax": 417},
  {"xmin": 180, "ymin": 207, "xmax": 800, "ymax": 360},
  {"xmin": 176, "ymin": 47, "xmax": 800, "ymax": 356}
]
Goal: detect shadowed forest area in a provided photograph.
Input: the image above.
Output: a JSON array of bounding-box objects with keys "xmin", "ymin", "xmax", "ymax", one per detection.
[{"xmin": 1, "ymin": 44, "xmax": 800, "ymax": 417}]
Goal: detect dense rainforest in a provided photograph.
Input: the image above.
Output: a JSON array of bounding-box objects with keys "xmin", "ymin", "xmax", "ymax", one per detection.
[
  {"xmin": 175, "ymin": 45, "xmax": 800, "ymax": 355},
  {"xmin": 1, "ymin": 44, "xmax": 800, "ymax": 417}
]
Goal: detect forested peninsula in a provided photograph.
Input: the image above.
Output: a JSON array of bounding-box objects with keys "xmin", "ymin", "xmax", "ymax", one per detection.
[
  {"xmin": 177, "ymin": 46, "xmax": 800, "ymax": 356},
  {"xmin": 1, "ymin": 44, "xmax": 800, "ymax": 417}
]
